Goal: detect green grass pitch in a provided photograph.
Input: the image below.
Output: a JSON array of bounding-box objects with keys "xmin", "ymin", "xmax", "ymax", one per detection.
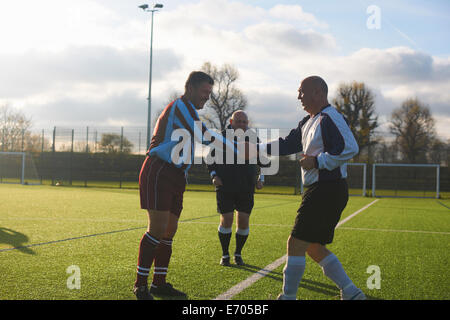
[{"xmin": 0, "ymin": 183, "xmax": 449, "ymax": 300}]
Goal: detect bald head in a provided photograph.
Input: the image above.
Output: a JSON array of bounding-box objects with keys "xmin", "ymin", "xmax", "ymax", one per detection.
[
  {"xmin": 302, "ymin": 76, "xmax": 328, "ymax": 96},
  {"xmin": 298, "ymin": 76, "xmax": 329, "ymax": 116},
  {"xmin": 230, "ymin": 110, "xmax": 248, "ymax": 130},
  {"xmin": 231, "ymin": 110, "xmax": 247, "ymax": 120}
]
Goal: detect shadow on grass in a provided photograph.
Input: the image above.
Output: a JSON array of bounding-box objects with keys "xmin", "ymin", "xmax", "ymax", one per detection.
[
  {"xmin": 154, "ymin": 295, "xmax": 189, "ymax": 301},
  {"xmin": 227, "ymin": 263, "xmax": 382, "ymax": 300},
  {"xmin": 300, "ymin": 279, "xmax": 382, "ymax": 300},
  {"xmin": 152, "ymin": 290, "xmax": 189, "ymax": 301},
  {"xmin": 153, "ymin": 262, "xmax": 382, "ymax": 300},
  {"xmin": 0, "ymin": 227, "xmax": 35, "ymax": 255},
  {"xmin": 226, "ymin": 263, "xmax": 283, "ymax": 280}
]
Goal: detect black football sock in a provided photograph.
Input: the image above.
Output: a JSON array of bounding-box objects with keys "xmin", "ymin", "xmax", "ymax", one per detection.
[
  {"xmin": 235, "ymin": 228, "xmax": 249, "ymax": 255},
  {"xmin": 218, "ymin": 226, "xmax": 232, "ymax": 257}
]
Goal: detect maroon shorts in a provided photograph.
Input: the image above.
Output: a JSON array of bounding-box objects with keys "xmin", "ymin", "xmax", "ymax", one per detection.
[{"xmin": 139, "ymin": 156, "xmax": 186, "ymax": 217}]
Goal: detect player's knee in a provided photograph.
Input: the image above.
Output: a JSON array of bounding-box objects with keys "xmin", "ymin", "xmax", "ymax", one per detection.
[
  {"xmin": 236, "ymin": 211, "xmax": 249, "ymax": 229},
  {"xmin": 287, "ymin": 235, "xmax": 309, "ymax": 256},
  {"xmin": 147, "ymin": 222, "xmax": 167, "ymax": 239},
  {"xmin": 148, "ymin": 225, "xmax": 166, "ymax": 239},
  {"xmin": 220, "ymin": 212, "xmax": 234, "ymax": 228},
  {"xmin": 306, "ymin": 243, "xmax": 330, "ymax": 262},
  {"xmin": 220, "ymin": 221, "xmax": 233, "ymax": 229},
  {"xmin": 162, "ymin": 213, "xmax": 179, "ymax": 239},
  {"xmin": 287, "ymin": 235, "xmax": 295, "ymax": 249},
  {"xmin": 147, "ymin": 209, "xmax": 170, "ymax": 238}
]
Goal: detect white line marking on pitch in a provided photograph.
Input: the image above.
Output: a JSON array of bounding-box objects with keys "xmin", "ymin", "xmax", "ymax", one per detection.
[
  {"xmin": 339, "ymin": 226, "xmax": 450, "ymax": 235},
  {"xmin": 213, "ymin": 199, "xmax": 379, "ymax": 300},
  {"xmin": 335, "ymin": 200, "xmax": 380, "ymax": 228},
  {"xmin": 182, "ymin": 220, "xmax": 450, "ymax": 236}
]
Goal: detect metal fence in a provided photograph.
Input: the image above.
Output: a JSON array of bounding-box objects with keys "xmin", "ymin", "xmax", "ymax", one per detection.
[
  {"xmin": 1, "ymin": 126, "xmax": 449, "ymax": 196},
  {"xmin": 42, "ymin": 126, "xmax": 149, "ymax": 155},
  {"xmin": 1, "ymin": 126, "xmax": 150, "ymax": 155},
  {"xmin": 5, "ymin": 151, "xmax": 446, "ymax": 195}
]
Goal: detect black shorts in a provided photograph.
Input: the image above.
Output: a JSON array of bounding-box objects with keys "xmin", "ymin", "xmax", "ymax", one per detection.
[
  {"xmin": 291, "ymin": 179, "xmax": 349, "ymax": 245},
  {"xmin": 216, "ymin": 191, "xmax": 254, "ymax": 215}
]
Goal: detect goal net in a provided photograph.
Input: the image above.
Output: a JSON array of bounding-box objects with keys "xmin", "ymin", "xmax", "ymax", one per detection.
[
  {"xmin": 346, "ymin": 163, "xmax": 367, "ymax": 196},
  {"xmin": 371, "ymin": 163, "xmax": 440, "ymax": 198},
  {"xmin": 0, "ymin": 152, "xmax": 41, "ymax": 185}
]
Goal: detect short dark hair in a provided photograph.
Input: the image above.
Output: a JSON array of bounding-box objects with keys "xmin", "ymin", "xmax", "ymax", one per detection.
[{"xmin": 185, "ymin": 71, "xmax": 214, "ymax": 91}]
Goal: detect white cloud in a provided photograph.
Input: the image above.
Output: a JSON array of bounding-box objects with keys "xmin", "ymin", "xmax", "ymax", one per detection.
[
  {"xmin": 435, "ymin": 117, "xmax": 450, "ymax": 140},
  {"xmin": 153, "ymin": 0, "xmax": 266, "ymax": 34},
  {"xmin": 344, "ymin": 47, "xmax": 434, "ymax": 83},
  {"xmin": 245, "ymin": 90, "xmax": 304, "ymax": 129},
  {"xmin": 244, "ymin": 23, "xmax": 337, "ymax": 54},
  {"xmin": 0, "ymin": 46, "xmax": 182, "ymax": 98},
  {"xmin": 0, "ymin": 0, "xmax": 126, "ymax": 53},
  {"xmin": 25, "ymin": 89, "xmax": 151, "ymax": 128},
  {"xmin": 269, "ymin": 4, "xmax": 328, "ymax": 29},
  {"xmin": 432, "ymin": 57, "xmax": 450, "ymax": 81}
]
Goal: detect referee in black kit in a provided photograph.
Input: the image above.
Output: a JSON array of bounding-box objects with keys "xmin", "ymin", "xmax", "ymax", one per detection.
[{"xmin": 207, "ymin": 110, "xmax": 266, "ymax": 267}]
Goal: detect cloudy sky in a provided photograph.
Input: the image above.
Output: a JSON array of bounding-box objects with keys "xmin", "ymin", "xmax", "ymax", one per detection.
[{"xmin": 1, "ymin": 0, "xmax": 449, "ymax": 140}]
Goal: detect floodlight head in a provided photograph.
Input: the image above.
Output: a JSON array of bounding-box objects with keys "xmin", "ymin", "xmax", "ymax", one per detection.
[
  {"xmin": 154, "ymin": 3, "xmax": 163, "ymax": 9},
  {"xmin": 138, "ymin": 4, "xmax": 149, "ymax": 10}
]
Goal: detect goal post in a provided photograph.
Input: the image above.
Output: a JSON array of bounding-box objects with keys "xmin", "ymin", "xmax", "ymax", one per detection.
[
  {"xmin": 0, "ymin": 151, "xmax": 41, "ymax": 185},
  {"xmin": 372, "ymin": 163, "xmax": 440, "ymax": 199},
  {"xmin": 346, "ymin": 163, "xmax": 367, "ymax": 197}
]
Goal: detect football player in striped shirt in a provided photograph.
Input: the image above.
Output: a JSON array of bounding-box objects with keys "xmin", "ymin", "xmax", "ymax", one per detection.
[{"xmin": 134, "ymin": 71, "xmax": 243, "ymax": 300}]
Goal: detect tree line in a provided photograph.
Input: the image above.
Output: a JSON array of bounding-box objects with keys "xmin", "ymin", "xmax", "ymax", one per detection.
[
  {"xmin": 1, "ymin": 62, "xmax": 449, "ymax": 165},
  {"xmin": 333, "ymin": 82, "xmax": 448, "ymax": 164}
]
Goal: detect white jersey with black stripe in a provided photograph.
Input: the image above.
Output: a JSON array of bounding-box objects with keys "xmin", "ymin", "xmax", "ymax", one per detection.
[{"xmin": 301, "ymin": 105, "xmax": 359, "ymax": 186}]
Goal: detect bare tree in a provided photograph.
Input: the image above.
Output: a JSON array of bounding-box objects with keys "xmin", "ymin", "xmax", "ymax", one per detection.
[
  {"xmin": 24, "ymin": 131, "xmax": 50, "ymax": 153},
  {"xmin": 200, "ymin": 62, "xmax": 247, "ymax": 131},
  {"xmin": 0, "ymin": 104, "xmax": 32, "ymax": 152},
  {"xmin": 372, "ymin": 139, "xmax": 400, "ymax": 163},
  {"xmin": 333, "ymin": 81, "xmax": 379, "ymax": 162},
  {"xmin": 389, "ymin": 98, "xmax": 435, "ymax": 163}
]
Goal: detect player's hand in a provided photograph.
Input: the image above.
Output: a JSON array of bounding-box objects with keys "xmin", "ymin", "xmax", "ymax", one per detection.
[
  {"xmin": 299, "ymin": 154, "xmax": 318, "ymax": 170},
  {"xmin": 256, "ymin": 180, "xmax": 264, "ymax": 190},
  {"xmin": 212, "ymin": 176, "xmax": 223, "ymax": 187}
]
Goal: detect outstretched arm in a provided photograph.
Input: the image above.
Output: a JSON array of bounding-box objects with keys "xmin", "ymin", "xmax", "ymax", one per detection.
[{"xmin": 258, "ymin": 117, "xmax": 309, "ymax": 157}]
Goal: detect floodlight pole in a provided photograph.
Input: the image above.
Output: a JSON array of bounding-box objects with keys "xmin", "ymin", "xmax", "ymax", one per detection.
[{"xmin": 140, "ymin": 3, "xmax": 163, "ymax": 151}]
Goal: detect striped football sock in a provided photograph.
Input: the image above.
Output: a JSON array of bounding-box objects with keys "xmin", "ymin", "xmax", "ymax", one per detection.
[
  {"xmin": 152, "ymin": 238, "xmax": 173, "ymax": 287},
  {"xmin": 134, "ymin": 232, "xmax": 160, "ymax": 288}
]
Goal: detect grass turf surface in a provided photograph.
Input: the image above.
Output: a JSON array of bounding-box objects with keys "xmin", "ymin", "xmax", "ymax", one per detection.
[{"xmin": 0, "ymin": 184, "xmax": 449, "ymax": 300}]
